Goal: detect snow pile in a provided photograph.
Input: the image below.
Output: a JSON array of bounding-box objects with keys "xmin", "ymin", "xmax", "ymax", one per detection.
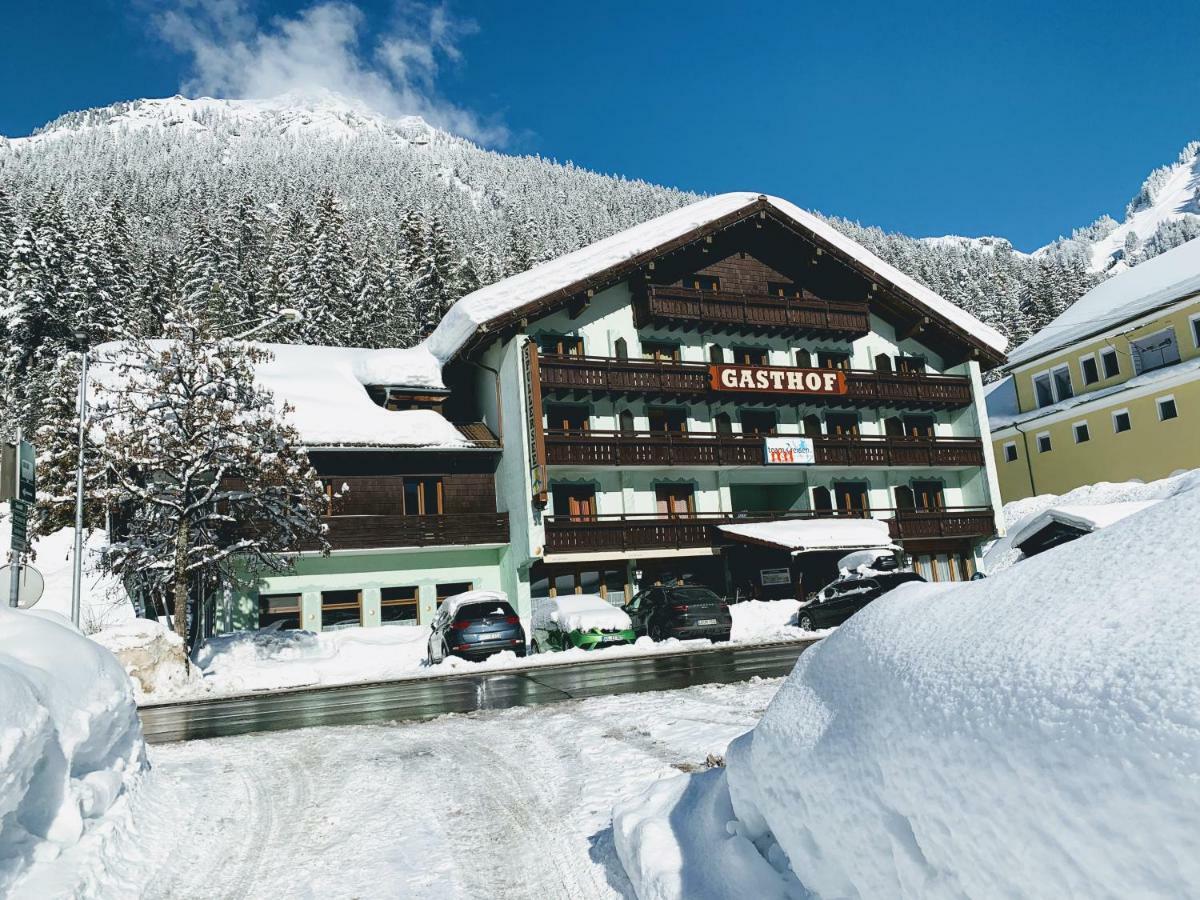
[
  {"xmin": 614, "ymin": 478, "xmax": 1200, "ymax": 899},
  {"xmin": 534, "ymin": 594, "xmax": 632, "ymax": 632},
  {"xmin": 728, "ymin": 599, "xmax": 828, "ymax": 641},
  {"xmin": 1010, "ymin": 232, "xmax": 1200, "ymax": 366},
  {"xmin": 0, "ymin": 607, "xmax": 147, "ymax": 895},
  {"xmin": 0, "ymin": 504, "xmax": 131, "ymax": 633},
  {"xmin": 983, "ymin": 468, "xmax": 1200, "ymax": 572},
  {"xmin": 427, "ymin": 192, "xmax": 1006, "ymax": 365},
  {"xmin": 719, "ymin": 517, "xmax": 893, "ymax": 553},
  {"xmin": 1006, "ymin": 499, "xmax": 1162, "ymax": 552},
  {"xmin": 90, "ymin": 619, "xmax": 199, "ymax": 700}
]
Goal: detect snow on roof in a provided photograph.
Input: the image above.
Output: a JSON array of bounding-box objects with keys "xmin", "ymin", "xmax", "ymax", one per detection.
[
  {"xmin": 719, "ymin": 517, "xmax": 894, "ymax": 553},
  {"xmin": 532, "ymin": 594, "xmax": 633, "ymax": 633},
  {"xmin": 1008, "ymin": 235, "xmax": 1200, "ymax": 368},
  {"xmin": 990, "ymin": 355, "xmax": 1200, "ymax": 431},
  {"xmin": 425, "ymin": 192, "xmax": 1008, "ymax": 364},
  {"xmin": 1008, "ymin": 500, "xmax": 1163, "ymax": 551},
  {"xmin": 983, "ymin": 375, "xmax": 1019, "ymax": 425},
  {"xmin": 440, "ymin": 590, "xmax": 510, "ymax": 619}
]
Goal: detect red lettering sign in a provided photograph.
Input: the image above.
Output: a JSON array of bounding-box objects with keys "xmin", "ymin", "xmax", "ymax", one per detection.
[{"xmin": 708, "ymin": 365, "xmax": 848, "ymax": 395}]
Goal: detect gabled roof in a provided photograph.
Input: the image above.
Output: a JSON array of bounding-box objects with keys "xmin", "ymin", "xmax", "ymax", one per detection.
[
  {"xmin": 1007, "ymin": 235, "xmax": 1200, "ymax": 369},
  {"xmin": 425, "ymin": 192, "xmax": 1008, "ymax": 367}
]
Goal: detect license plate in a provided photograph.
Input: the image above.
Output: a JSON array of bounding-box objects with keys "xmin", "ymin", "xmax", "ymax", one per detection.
[
  {"xmin": 599, "ymin": 634, "xmax": 621, "ymax": 643},
  {"xmin": 697, "ymin": 619, "xmax": 718, "ymax": 626}
]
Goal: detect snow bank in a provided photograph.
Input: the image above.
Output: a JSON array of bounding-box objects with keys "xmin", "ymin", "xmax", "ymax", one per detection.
[
  {"xmin": 533, "ymin": 594, "xmax": 632, "ymax": 632},
  {"xmin": 983, "ymin": 468, "xmax": 1200, "ymax": 572},
  {"xmin": 90, "ymin": 619, "xmax": 199, "ymax": 700},
  {"xmin": 0, "ymin": 505, "xmax": 131, "ymax": 633},
  {"xmin": 0, "ymin": 607, "xmax": 146, "ymax": 895},
  {"xmin": 426, "ymin": 192, "xmax": 1006, "ymax": 365},
  {"xmin": 719, "ymin": 517, "xmax": 892, "ymax": 552},
  {"xmin": 714, "ymin": 478, "xmax": 1200, "ymax": 899}
]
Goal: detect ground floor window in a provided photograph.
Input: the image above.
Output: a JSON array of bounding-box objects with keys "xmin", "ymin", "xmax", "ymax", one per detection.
[
  {"xmin": 321, "ymin": 589, "xmax": 362, "ymax": 629},
  {"xmin": 381, "ymin": 586, "xmax": 419, "ymax": 624},
  {"xmin": 910, "ymin": 553, "xmax": 974, "ymax": 582},
  {"xmin": 531, "ymin": 565, "xmax": 630, "ymax": 604},
  {"xmin": 259, "ymin": 593, "xmax": 301, "ymax": 630},
  {"xmin": 436, "ymin": 582, "xmax": 474, "ymax": 606}
]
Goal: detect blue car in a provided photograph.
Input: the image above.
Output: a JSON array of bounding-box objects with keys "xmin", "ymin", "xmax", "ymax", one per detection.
[{"xmin": 426, "ymin": 590, "xmax": 527, "ymax": 664}]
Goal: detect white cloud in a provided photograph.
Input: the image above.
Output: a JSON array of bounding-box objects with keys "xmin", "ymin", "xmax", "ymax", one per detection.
[{"xmin": 156, "ymin": 0, "xmax": 506, "ymax": 144}]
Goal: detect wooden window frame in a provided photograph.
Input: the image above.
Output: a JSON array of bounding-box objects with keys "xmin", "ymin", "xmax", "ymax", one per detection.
[
  {"xmin": 732, "ymin": 346, "xmax": 769, "ymax": 367},
  {"xmin": 402, "ymin": 476, "xmax": 444, "ymax": 516},
  {"xmin": 683, "ymin": 274, "xmax": 720, "ymax": 292},
  {"xmin": 537, "ymin": 333, "xmax": 584, "ymax": 357},
  {"xmin": 546, "ymin": 402, "xmax": 591, "ymax": 433},
  {"xmin": 767, "ymin": 281, "xmax": 801, "ymax": 298},
  {"xmin": 654, "ymin": 483, "xmax": 696, "ymax": 518},
  {"xmin": 738, "ymin": 408, "xmax": 779, "ymax": 436},
  {"xmin": 833, "ymin": 481, "xmax": 871, "ymax": 514},
  {"xmin": 258, "ymin": 593, "xmax": 302, "ymax": 630},
  {"xmin": 817, "ymin": 350, "xmax": 851, "ymax": 371},
  {"xmin": 642, "ymin": 340, "xmax": 682, "ymax": 362},
  {"xmin": 647, "ymin": 406, "xmax": 689, "ymax": 434},
  {"xmin": 380, "ymin": 586, "xmax": 420, "ymax": 624},
  {"xmin": 435, "ymin": 581, "xmax": 475, "ymax": 606},
  {"xmin": 320, "ymin": 589, "xmax": 363, "ymax": 630}
]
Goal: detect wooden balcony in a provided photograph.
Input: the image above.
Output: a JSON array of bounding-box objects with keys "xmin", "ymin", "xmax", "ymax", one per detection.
[
  {"xmin": 537, "ymin": 354, "xmax": 974, "ymax": 409},
  {"xmin": 542, "ymin": 508, "xmax": 994, "ymax": 554},
  {"xmin": 543, "ymin": 430, "xmax": 985, "ymax": 468},
  {"xmin": 317, "ymin": 512, "xmax": 510, "ymax": 551},
  {"xmin": 639, "ymin": 284, "xmax": 870, "ymax": 338}
]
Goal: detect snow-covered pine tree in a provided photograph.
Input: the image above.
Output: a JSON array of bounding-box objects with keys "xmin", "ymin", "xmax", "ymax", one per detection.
[
  {"xmin": 1122, "ymin": 230, "xmax": 1141, "ymax": 265},
  {"xmin": 93, "ymin": 309, "xmax": 329, "ymax": 650}
]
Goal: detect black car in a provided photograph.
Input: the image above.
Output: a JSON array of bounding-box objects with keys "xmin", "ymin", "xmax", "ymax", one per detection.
[
  {"xmin": 796, "ymin": 571, "xmax": 926, "ymax": 631},
  {"xmin": 426, "ymin": 593, "xmax": 527, "ymax": 664},
  {"xmin": 625, "ymin": 585, "xmax": 733, "ymax": 642}
]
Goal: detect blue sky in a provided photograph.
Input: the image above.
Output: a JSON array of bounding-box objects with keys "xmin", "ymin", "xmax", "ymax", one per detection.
[{"xmin": 2, "ymin": 0, "xmax": 1198, "ymax": 251}]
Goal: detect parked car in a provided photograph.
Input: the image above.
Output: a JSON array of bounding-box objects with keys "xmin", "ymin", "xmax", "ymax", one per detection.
[
  {"xmin": 426, "ymin": 590, "xmax": 526, "ymax": 664},
  {"xmin": 796, "ymin": 571, "xmax": 926, "ymax": 631},
  {"xmin": 530, "ymin": 594, "xmax": 636, "ymax": 653},
  {"xmin": 625, "ymin": 584, "xmax": 733, "ymax": 642}
]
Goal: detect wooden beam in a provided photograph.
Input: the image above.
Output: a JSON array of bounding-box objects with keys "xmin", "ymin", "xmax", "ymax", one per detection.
[{"xmin": 899, "ymin": 316, "xmax": 929, "ymax": 341}]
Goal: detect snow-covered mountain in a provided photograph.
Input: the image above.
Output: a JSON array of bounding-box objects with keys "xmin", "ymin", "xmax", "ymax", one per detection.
[{"xmin": 1038, "ymin": 141, "xmax": 1200, "ymax": 273}]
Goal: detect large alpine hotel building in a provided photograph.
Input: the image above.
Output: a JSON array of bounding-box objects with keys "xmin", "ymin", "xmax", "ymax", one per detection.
[{"xmin": 226, "ymin": 193, "xmax": 1009, "ymax": 634}]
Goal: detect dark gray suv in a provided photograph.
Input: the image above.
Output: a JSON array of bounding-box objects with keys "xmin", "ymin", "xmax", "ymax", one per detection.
[{"xmin": 426, "ymin": 593, "xmax": 527, "ymax": 664}]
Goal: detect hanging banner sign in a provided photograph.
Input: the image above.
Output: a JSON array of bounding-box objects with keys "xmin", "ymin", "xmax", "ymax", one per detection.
[
  {"xmin": 763, "ymin": 436, "xmax": 816, "ymax": 465},
  {"xmin": 709, "ymin": 365, "xmax": 847, "ymax": 395}
]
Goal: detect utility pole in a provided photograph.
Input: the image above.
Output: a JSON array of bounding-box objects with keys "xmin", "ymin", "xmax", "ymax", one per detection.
[
  {"xmin": 71, "ymin": 341, "xmax": 90, "ymax": 628},
  {"xmin": 8, "ymin": 427, "xmax": 24, "ymax": 609}
]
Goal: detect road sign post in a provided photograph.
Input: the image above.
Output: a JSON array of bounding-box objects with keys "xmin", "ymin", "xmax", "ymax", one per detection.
[{"xmin": 6, "ymin": 430, "xmax": 35, "ymax": 608}]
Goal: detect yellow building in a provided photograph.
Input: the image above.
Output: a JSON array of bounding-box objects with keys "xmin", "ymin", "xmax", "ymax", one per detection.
[{"xmin": 988, "ymin": 237, "xmax": 1200, "ymax": 501}]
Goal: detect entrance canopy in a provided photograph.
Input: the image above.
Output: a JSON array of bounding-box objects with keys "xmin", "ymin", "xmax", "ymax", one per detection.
[{"xmin": 718, "ymin": 518, "xmax": 894, "ymax": 555}]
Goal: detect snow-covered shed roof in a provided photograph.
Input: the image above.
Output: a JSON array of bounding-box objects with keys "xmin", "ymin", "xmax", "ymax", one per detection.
[
  {"xmin": 1007, "ymin": 500, "xmax": 1162, "ymax": 552},
  {"xmin": 425, "ymin": 192, "xmax": 1008, "ymax": 365},
  {"xmin": 719, "ymin": 518, "xmax": 894, "ymax": 554},
  {"xmin": 1007, "ymin": 235, "xmax": 1200, "ymax": 369}
]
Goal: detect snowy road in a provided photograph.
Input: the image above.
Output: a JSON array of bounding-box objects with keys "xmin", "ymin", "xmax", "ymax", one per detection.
[{"xmin": 54, "ymin": 678, "xmax": 783, "ymax": 900}]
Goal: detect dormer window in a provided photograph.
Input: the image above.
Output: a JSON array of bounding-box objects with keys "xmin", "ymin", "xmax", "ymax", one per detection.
[
  {"xmin": 683, "ymin": 275, "xmax": 720, "ymax": 291},
  {"xmin": 767, "ymin": 281, "xmax": 801, "ymax": 298}
]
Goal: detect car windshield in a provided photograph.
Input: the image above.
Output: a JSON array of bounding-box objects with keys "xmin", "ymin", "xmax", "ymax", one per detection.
[
  {"xmin": 458, "ymin": 603, "xmax": 516, "ymax": 620},
  {"xmin": 669, "ymin": 587, "xmax": 721, "ymax": 604}
]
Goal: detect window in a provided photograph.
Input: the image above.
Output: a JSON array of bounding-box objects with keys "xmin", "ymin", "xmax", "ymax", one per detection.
[
  {"xmin": 1033, "ymin": 373, "xmax": 1054, "ymax": 408},
  {"xmin": 795, "ymin": 349, "xmax": 812, "ymax": 368},
  {"xmin": 642, "ymin": 340, "xmax": 681, "ymax": 362},
  {"xmin": 655, "ymin": 484, "xmax": 695, "ymax": 517},
  {"xmin": 648, "ymin": 407, "xmax": 688, "ymax": 433},
  {"xmin": 1100, "ymin": 347, "xmax": 1120, "ymax": 379},
  {"xmin": 1130, "ymin": 328, "xmax": 1180, "ymax": 374},
  {"xmin": 912, "ymin": 480, "xmax": 945, "ymax": 510},
  {"xmin": 1002, "ymin": 441, "xmax": 1018, "ymax": 463},
  {"xmin": 258, "ymin": 593, "xmax": 301, "ymax": 630},
  {"xmin": 682, "ymin": 274, "xmax": 720, "ymax": 291},
  {"xmin": 436, "ymin": 582, "xmax": 474, "ymax": 606},
  {"xmin": 552, "ymin": 485, "xmax": 596, "ymax": 521},
  {"xmin": 1079, "ymin": 355, "xmax": 1099, "ymax": 386},
  {"xmin": 402, "ymin": 477, "xmax": 443, "ymax": 516},
  {"xmin": 895, "ymin": 355, "xmax": 926, "ymax": 375},
  {"xmin": 1036, "ymin": 432, "xmax": 1052, "ymax": 453},
  {"xmin": 767, "ymin": 281, "xmax": 801, "ymax": 298},
  {"xmin": 733, "ymin": 347, "xmax": 769, "ymax": 366},
  {"xmin": 818, "ymin": 350, "xmax": 851, "ymax": 370},
  {"xmin": 834, "ymin": 482, "xmax": 870, "ymax": 514},
  {"xmin": 537, "ymin": 333, "xmax": 583, "ymax": 357},
  {"xmin": 708, "ymin": 344, "xmax": 725, "ymax": 364},
  {"xmin": 739, "ymin": 409, "xmax": 778, "ymax": 435},
  {"xmin": 812, "ymin": 486, "xmax": 833, "ymax": 511},
  {"xmin": 1191, "ymin": 313, "xmax": 1200, "ymax": 349},
  {"xmin": 874, "ymin": 353, "xmax": 892, "ymax": 373},
  {"xmin": 826, "ymin": 412, "xmax": 860, "ymax": 436},
  {"xmin": 614, "ymin": 338, "xmax": 628, "ymax": 360},
  {"xmin": 618, "ymin": 409, "xmax": 636, "ymax": 434},
  {"xmin": 380, "ymin": 586, "xmax": 419, "ymax": 624},
  {"xmin": 802, "ymin": 414, "xmax": 823, "ymax": 436},
  {"xmin": 321, "ymin": 589, "xmax": 362, "ymax": 630},
  {"xmin": 1051, "ymin": 365, "xmax": 1073, "ymax": 401},
  {"xmin": 1112, "ymin": 409, "xmax": 1132, "ymax": 434},
  {"xmin": 1073, "ymin": 421, "xmax": 1090, "ymax": 444},
  {"xmin": 714, "ymin": 412, "xmax": 733, "ymax": 435},
  {"xmin": 901, "ymin": 415, "xmax": 935, "ymax": 437},
  {"xmin": 1157, "ymin": 395, "xmax": 1178, "ymax": 421},
  {"xmin": 546, "ymin": 403, "xmax": 589, "ymax": 432}
]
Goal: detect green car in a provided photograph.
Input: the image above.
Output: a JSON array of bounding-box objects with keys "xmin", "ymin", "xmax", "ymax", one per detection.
[{"xmin": 530, "ymin": 594, "xmax": 636, "ymax": 653}]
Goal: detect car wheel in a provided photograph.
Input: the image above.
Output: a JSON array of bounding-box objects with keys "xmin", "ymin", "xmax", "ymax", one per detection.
[
  {"xmin": 649, "ymin": 622, "xmax": 666, "ymax": 642},
  {"xmin": 798, "ymin": 614, "xmax": 815, "ymax": 632}
]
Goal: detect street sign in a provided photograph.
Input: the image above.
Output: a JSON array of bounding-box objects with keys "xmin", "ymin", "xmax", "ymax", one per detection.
[
  {"xmin": 0, "ymin": 444, "xmax": 13, "ymax": 503},
  {"xmin": 16, "ymin": 440, "xmax": 35, "ymax": 504},
  {"xmin": 0, "ymin": 564, "xmax": 44, "ymax": 609},
  {"xmin": 8, "ymin": 500, "xmax": 29, "ymax": 552}
]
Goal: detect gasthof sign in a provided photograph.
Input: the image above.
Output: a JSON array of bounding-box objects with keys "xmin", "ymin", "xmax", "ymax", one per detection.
[{"xmin": 708, "ymin": 365, "xmax": 847, "ymax": 395}]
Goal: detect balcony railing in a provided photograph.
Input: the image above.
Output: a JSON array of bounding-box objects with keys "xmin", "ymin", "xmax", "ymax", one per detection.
[
  {"xmin": 542, "ymin": 507, "xmax": 994, "ymax": 554},
  {"xmin": 543, "ymin": 430, "xmax": 985, "ymax": 468},
  {"xmin": 537, "ymin": 354, "xmax": 974, "ymax": 408},
  {"xmin": 640, "ymin": 285, "xmax": 870, "ymax": 337},
  {"xmin": 315, "ymin": 512, "xmax": 510, "ymax": 551}
]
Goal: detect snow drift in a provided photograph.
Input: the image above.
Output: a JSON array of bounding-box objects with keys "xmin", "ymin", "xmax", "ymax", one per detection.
[
  {"xmin": 618, "ymin": 480, "xmax": 1200, "ymax": 899},
  {"xmin": 533, "ymin": 594, "xmax": 632, "ymax": 633},
  {"xmin": 0, "ymin": 607, "xmax": 147, "ymax": 894}
]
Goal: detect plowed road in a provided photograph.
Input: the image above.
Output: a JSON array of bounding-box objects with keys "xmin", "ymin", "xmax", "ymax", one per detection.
[{"xmin": 139, "ymin": 638, "xmax": 817, "ymax": 743}]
